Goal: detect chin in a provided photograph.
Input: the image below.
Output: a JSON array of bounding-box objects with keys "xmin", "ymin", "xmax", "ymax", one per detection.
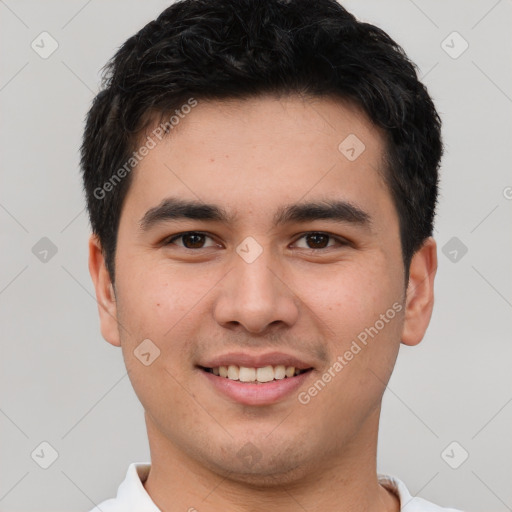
[
  {"xmin": 200, "ymin": 442, "xmax": 314, "ymax": 488},
  {"xmin": 215, "ymin": 461, "xmax": 311, "ymax": 489}
]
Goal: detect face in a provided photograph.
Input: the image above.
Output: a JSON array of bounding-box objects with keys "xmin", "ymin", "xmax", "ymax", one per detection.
[{"xmin": 89, "ymin": 95, "xmax": 436, "ymax": 484}]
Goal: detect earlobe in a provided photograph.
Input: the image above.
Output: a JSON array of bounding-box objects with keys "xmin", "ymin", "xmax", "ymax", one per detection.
[
  {"xmin": 401, "ymin": 237, "xmax": 437, "ymax": 347},
  {"xmin": 88, "ymin": 234, "xmax": 121, "ymax": 347}
]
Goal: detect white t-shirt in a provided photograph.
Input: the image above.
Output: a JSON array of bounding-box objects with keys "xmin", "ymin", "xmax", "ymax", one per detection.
[{"xmin": 89, "ymin": 463, "xmax": 464, "ymax": 512}]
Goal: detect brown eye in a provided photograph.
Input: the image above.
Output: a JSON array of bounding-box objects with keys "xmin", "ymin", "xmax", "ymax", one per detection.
[
  {"xmin": 181, "ymin": 233, "xmax": 205, "ymax": 248},
  {"xmin": 166, "ymin": 232, "xmax": 217, "ymax": 249},
  {"xmin": 305, "ymin": 233, "xmax": 330, "ymax": 249},
  {"xmin": 293, "ymin": 232, "xmax": 345, "ymax": 250}
]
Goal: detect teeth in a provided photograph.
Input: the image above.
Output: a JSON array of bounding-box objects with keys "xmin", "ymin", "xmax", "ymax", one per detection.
[
  {"xmin": 227, "ymin": 365, "xmax": 239, "ymax": 380},
  {"xmin": 239, "ymin": 366, "xmax": 256, "ymax": 382},
  {"xmin": 208, "ymin": 364, "xmax": 307, "ymax": 383},
  {"xmin": 285, "ymin": 366, "xmax": 295, "ymax": 378},
  {"xmin": 256, "ymin": 366, "xmax": 274, "ymax": 383},
  {"xmin": 274, "ymin": 365, "xmax": 286, "ymax": 379}
]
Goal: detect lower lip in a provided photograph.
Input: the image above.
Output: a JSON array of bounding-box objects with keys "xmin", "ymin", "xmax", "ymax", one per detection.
[{"xmin": 200, "ymin": 369, "xmax": 313, "ymax": 406}]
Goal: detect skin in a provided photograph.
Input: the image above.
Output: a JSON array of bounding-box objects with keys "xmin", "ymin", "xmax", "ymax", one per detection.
[{"xmin": 89, "ymin": 95, "xmax": 437, "ymax": 512}]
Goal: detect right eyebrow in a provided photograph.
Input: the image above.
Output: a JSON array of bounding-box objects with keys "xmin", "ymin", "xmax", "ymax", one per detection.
[{"xmin": 139, "ymin": 197, "xmax": 235, "ymax": 232}]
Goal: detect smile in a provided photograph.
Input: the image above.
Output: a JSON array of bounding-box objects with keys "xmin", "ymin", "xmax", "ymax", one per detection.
[
  {"xmin": 202, "ymin": 364, "xmax": 312, "ymax": 383},
  {"xmin": 199, "ymin": 365, "xmax": 314, "ymax": 406}
]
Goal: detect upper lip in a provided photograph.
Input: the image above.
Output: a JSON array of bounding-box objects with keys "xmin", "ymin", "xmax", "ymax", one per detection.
[{"xmin": 198, "ymin": 351, "xmax": 314, "ymax": 370}]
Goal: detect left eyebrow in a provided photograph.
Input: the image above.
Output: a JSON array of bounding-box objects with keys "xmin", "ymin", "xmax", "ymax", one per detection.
[
  {"xmin": 273, "ymin": 199, "xmax": 372, "ymax": 230},
  {"xmin": 139, "ymin": 196, "xmax": 372, "ymax": 232}
]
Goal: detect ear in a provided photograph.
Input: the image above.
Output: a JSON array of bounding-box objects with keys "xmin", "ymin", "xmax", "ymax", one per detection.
[
  {"xmin": 401, "ymin": 237, "xmax": 437, "ymax": 347},
  {"xmin": 88, "ymin": 234, "xmax": 121, "ymax": 347}
]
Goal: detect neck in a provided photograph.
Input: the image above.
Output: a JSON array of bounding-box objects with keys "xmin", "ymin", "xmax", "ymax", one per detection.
[{"xmin": 143, "ymin": 407, "xmax": 399, "ymax": 512}]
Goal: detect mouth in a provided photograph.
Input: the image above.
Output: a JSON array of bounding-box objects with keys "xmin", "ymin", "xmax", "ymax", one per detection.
[
  {"xmin": 197, "ymin": 354, "xmax": 315, "ymax": 405},
  {"xmin": 200, "ymin": 364, "xmax": 313, "ymax": 383},
  {"xmin": 197, "ymin": 352, "xmax": 316, "ymax": 405}
]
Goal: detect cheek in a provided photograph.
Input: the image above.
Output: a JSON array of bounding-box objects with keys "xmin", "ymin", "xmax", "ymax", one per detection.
[
  {"xmin": 295, "ymin": 263, "xmax": 403, "ymax": 431},
  {"xmin": 115, "ymin": 263, "xmax": 224, "ymax": 382},
  {"xmin": 116, "ymin": 264, "xmax": 205, "ymax": 341},
  {"xmin": 114, "ymin": 268, "xmax": 205, "ymax": 413},
  {"xmin": 295, "ymin": 259, "xmax": 397, "ymax": 335}
]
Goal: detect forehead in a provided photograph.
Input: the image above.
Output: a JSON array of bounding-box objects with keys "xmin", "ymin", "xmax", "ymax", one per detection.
[{"xmin": 124, "ymin": 94, "xmax": 394, "ymax": 227}]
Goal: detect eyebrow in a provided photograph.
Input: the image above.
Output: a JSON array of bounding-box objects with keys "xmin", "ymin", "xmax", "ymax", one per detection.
[{"xmin": 139, "ymin": 197, "xmax": 372, "ymax": 231}]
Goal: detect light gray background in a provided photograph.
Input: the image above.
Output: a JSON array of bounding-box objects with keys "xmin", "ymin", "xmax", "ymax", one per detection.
[{"xmin": 1, "ymin": 1, "xmax": 511, "ymax": 511}]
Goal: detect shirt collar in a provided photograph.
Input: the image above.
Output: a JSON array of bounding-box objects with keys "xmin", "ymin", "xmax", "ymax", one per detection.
[
  {"xmin": 378, "ymin": 473, "xmax": 462, "ymax": 511},
  {"xmin": 115, "ymin": 462, "xmax": 160, "ymax": 511}
]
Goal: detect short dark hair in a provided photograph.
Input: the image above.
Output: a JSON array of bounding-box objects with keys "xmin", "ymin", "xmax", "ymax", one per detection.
[{"xmin": 80, "ymin": 0, "xmax": 442, "ymax": 283}]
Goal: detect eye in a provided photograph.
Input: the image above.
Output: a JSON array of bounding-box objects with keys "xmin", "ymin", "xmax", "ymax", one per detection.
[
  {"xmin": 292, "ymin": 232, "xmax": 347, "ymax": 250},
  {"xmin": 164, "ymin": 231, "xmax": 349, "ymax": 251},
  {"xmin": 165, "ymin": 232, "xmax": 219, "ymax": 249}
]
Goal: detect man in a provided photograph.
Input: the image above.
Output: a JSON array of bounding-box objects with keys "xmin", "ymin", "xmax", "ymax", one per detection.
[{"xmin": 82, "ymin": 0, "xmax": 462, "ymax": 510}]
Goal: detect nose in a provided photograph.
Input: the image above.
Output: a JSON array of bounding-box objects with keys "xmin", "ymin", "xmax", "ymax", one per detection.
[{"xmin": 213, "ymin": 246, "xmax": 300, "ymax": 335}]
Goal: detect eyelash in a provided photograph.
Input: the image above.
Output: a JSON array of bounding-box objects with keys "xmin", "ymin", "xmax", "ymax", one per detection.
[{"xmin": 164, "ymin": 231, "xmax": 349, "ymax": 251}]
